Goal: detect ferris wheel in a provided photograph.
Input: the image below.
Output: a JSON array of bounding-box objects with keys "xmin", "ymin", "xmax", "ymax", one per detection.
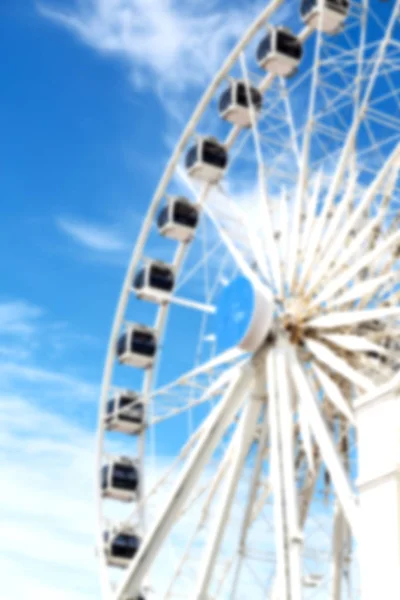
[{"xmin": 95, "ymin": 1, "xmax": 400, "ymax": 598}]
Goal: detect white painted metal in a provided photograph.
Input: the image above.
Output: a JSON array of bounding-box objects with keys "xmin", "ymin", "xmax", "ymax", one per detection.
[
  {"xmin": 289, "ymin": 347, "xmax": 360, "ymax": 536},
  {"xmin": 306, "ymin": 145, "xmax": 400, "ymax": 296},
  {"xmin": 274, "ymin": 341, "xmax": 303, "ymax": 600},
  {"xmin": 116, "ymin": 364, "xmax": 253, "ymax": 599},
  {"xmin": 267, "ymin": 347, "xmax": 290, "ymax": 600},
  {"xmin": 229, "ymin": 401, "xmax": 269, "ymax": 598},
  {"xmin": 325, "ymin": 273, "xmax": 395, "ymax": 310},
  {"xmin": 306, "ymin": 338, "xmax": 374, "ymax": 392},
  {"xmin": 356, "ymin": 390, "xmax": 400, "ymax": 600},
  {"xmin": 311, "ymin": 362, "xmax": 355, "ymax": 424},
  {"xmin": 166, "ymin": 294, "xmax": 216, "ymax": 314},
  {"xmin": 299, "ymin": 3, "xmax": 400, "ymax": 292},
  {"xmin": 331, "ymin": 504, "xmax": 346, "ymax": 600},
  {"xmin": 307, "ymin": 306, "xmax": 400, "ymax": 330},
  {"xmin": 192, "ymin": 356, "xmax": 265, "ymax": 599},
  {"xmin": 287, "ymin": 7, "xmax": 324, "ymax": 290},
  {"xmin": 298, "ymin": 396, "xmax": 316, "ymax": 471},
  {"xmin": 240, "ymin": 52, "xmax": 284, "ymax": 298},
  {"xmin": 320, "ymin": 333, "xmax": 388, "ymax": 357}
]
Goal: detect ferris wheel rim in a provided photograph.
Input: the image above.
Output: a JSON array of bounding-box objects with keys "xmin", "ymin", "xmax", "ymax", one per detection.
[
  {"xmin": 95, "ymin": 0, "xmax": 400, "ymax": 597},
  {"xmin": 95, "ymin": 1, "xmax": 294, "ymax": 596}
]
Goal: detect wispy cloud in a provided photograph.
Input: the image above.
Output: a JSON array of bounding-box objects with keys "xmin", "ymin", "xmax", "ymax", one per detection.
[
  {"xmin": 0, "ymin": 300, "xmax": 42, "ymax": 336},
  {"xmin": 39, "ymin": 0, "xmax": 267, "ymax": 91},
  {"xmin": 0, "ymin": 362, "xmax": 97, "ymax": 402},
  {"xmin": 0, "ymin": 299, "xmax": 98, "ymax": 401},
  {"xmin": 0, "ymin": 395, "xmax": 99, "ymax": 600},
  {"xmin": 57, "ymin": 217, "xmax": 129, "ymax": 252}
]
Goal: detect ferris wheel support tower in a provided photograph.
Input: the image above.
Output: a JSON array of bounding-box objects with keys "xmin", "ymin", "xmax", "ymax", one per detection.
[{"xmin": 356, "ymin": 388, "xmax": 400, "ymax": 599}]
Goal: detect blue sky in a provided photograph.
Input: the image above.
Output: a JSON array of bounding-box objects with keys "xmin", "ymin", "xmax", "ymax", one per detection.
[{"xmin": 0, "ymin": 2, "xmax": 277, "ymax": 598}]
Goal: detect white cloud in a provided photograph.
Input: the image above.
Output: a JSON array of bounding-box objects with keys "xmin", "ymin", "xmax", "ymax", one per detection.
[
  {"xmin": 0, "ymin": 300, "xmax": 42, "ymax": 336},
  {"xmin": 57, "ymin": 217, "xmax": 129, "ymax": 252},
  {"xmin": 39, "ymin": 0, "xmax": 268, "ymax": 91},
  {"xmin": 0, "ymin": 298, "xmax": 98, "ymax": 402},
  {"xmin": 0, "ymin": 363, "xmax": 97, "ymax": 401},
  {"xmin": 0, "ymin": 396, "xmax": 99, "ymax": 600}
]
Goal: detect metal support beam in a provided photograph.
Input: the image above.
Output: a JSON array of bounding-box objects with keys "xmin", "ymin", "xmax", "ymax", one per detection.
[
  {"xmin": 115, "ymin": 362, "xmax": 253, "ymax": 600},
  {"xmin": 289, "ymin": 347, "xmax": 360, "ymax": 538},
  {"xmin": 268, "ymin": 342, "xmax": 303, "ymax": 600},
  {"xmin": 192, "ymin": 353, "xmax": 267, "ymax": 598},
  {"xmin": 331, "ymin": 504, "xmax": 346, "ymax": 600}
]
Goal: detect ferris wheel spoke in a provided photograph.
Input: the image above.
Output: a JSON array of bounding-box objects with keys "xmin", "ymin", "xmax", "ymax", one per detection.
[
  {"xmin": 288, "ymin": 348, "xmax": 359, "ymax": 538},
  {"xmin": 315, "ymin": 272, "xmax": 395, "ymax": 313},
  {"xmin": 116, "ymin": 364, "xmax": 253, "ymax": 600},
  {"xmin": 267, "ymin": 344, "xmax": 303, "ymax": 600},
  {"xmin": 148, "ymin": 347, "xmax": 246, "ymax": 425},
  {"xmin": 192, "ymin": 377, "xmax": 264, "ymax": 599},
  {"xmin": 226, "ymin": 363, "xmax": 269, "ymax": 599},
  {"xmin": 279, "ymin": 77, "xmax": 301, "ymax": 163},
  {"xmin": 298, "ymin": 170, "xmax": 323, "ymax": 264},
  {"xmin": 331, "ymin": 503, "xmax": 347, "ymax": 600},
  {"xmin": 213, "ymin": 555, "xmax": 235, "ymax": 598},
  {"xmin": 178, "ymin": 163, "xmax": 273, "ymax": 297},
  {"xmin": 297, "ymin": 2, "xmax": 400, "ymax": 293},
  {"xmin": 323, "ymin": 215, "xmax": 394, "ymax": 289},
  {"xmin": 311, "ymin": 363, "xmax": 355, "ymax": 425},
  {"xmin": 306, "ymin": 147, "xmax": 400, "ymax": 296},
  {"xmin": 214, "ymin": 185, "xmax": 274, "ymax": 285},
  {"xmin": 135, "ymin": 379, "xmax": 250, "ymax": 542},
  {"xmin": 165, "ymin": 440, "xmax": 236, "ymax": 598},
  {"xmin": 239, "ymin": 52, "xmax": 284, "ymax": 297},
  {"xmin": 298, "ymin": 395, "xmax": 315, "ymax": 473},
  {"xmin": 307, "ymin": 306, "xmax": 400, "ymax": 331},
  {"xmin": 286, "ymin": 15, "xmax": 326, "ymax": 291},
  {"xmin": 310, "ymin": 228, "xmax": 400, "ymax": 307},
  {"xmin": 174, "ymin": 238, "xmax": 223, "ymax": 294},
  {"xmin": 206, "ymin": 203, "xmax": 274, "ymax": 296},
  {"xmin": 320, "ymin": 332, "xmax": 389, "ymax": 358},
  {"xmin": 306, "ymin": 338, "xmax": 375, "ymax": 393},
  {"xmin": 151, "ymin": 359, "xmax": 247, "ymax": 427},
  {"xmin": 299, "ymin": 460, "xmax": 322, "ymax": 529},
  {"xmin": 275, "ymin": 341, "xmax": 303, "ymax": 598}
]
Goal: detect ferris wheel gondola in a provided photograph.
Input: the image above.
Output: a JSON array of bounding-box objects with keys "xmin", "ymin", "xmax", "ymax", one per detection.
[
  {"xmin": 300, "ymin": 0, "xmax": 350, "ymax": 33},
  {"xmin": 157, "ymin": 196, "xmax": 199, "ymax": 242},
  {"xmin": 256, "ymin": 27, "xmax": 303, "ymax": 77},
  {"xmin": 101, "ymin": 456, "xmax": 139, "ymax": 502},
  {"xmin": 103, "ymin": 526, "xmax": 141, "ymax": 569},
  {"xmin": 133, "ymin": 260, "xmax": 175, "ymax": 304},
  {"xmin": 105, "ymin": 391, "xmax": 145, "ymax": 435},
  {"xmin": 218, "ymin": 80, "xmax": 263, "ymax": 126},
  {"xmin": 116, "ymin": 325, "xmax": 157, "ymax": 369},
  {"xmin": 185, "ymin": 137, "xmax": 228, "ymax": 183}
]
